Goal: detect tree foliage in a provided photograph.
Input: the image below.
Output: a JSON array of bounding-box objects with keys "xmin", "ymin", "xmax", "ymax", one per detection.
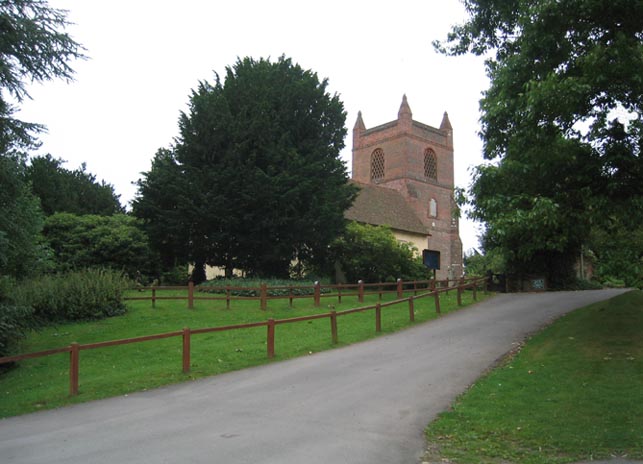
[
  {"xmin": 43, "ymin": 213, "xmax": 159, "ymax": 279},
  {"xmin": 132, "ymin": 148, "xmax": 189, "ymax": 272},
  {"xmin": 134, "ymin": 56, "xmax": 356, "ymax": 279},
  {"xmin": 328, "ymin": 222, "xmax": 427, "ymax": 283},
  {"xmin": 590, "ymin": 220, "xmax": 643, "ymax": 288},
  {"xmin": 0, "ymin": 0, "xmax": 84, "ymax": 152},
  {"xmin": 25, "ymin": 154, "xmax": 123, "ymax": 216},
  {"xmin": 0, "ymin": 154, "xmax": 45, "ymax": 278},
  {"xmin": 438, "ymin": 0, "xmax": 643, "ymax": 286}
]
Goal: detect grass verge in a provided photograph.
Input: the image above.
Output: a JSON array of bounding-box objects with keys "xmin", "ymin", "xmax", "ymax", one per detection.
[
  {"xmin": 0, "ymin": 288, "xmax": 487, "ymax": 418},
  {"xmin": 424, "ymin": 289, "xmax": 643, "ymax": 464}
]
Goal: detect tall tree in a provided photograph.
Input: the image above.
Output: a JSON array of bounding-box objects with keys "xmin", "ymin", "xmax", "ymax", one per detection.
[
  {"xmin": 0, "ymin": 0, "xmax": 84, "ymax": 152},
  {"xmin": 134, "ymin": 56, "xmax": 356, "ymax": 279},
  {"xmin": 438, "ymin": 0, "xmax": 643, "ymax": 286},
  {"xmin": 0, "ymin": 0, "xmax": 83, "ymax": 282},
  {"xmin": 25, "ymin": 154, "xmax": 123, "ymax": 216},
  {"xmin": 132, "ymin": 148, "xmax": 189, "ymax": 271},
  {"xmin": 0, "ymin": 154, "xmax": 44, "ymax": 277}
]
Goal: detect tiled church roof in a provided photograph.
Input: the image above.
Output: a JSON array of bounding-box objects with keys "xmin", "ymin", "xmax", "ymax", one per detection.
[{"xmin": 345, "ymin": 182, "xmax": 427, "ymax": 235}]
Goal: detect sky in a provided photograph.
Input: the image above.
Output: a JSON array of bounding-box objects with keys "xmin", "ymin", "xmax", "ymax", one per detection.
[{"xmin": 17, "ymin": 0, "xmax": 490, "ymax": 252}]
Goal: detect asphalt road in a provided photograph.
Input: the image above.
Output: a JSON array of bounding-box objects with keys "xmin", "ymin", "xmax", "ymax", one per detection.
[{"xmin": 0, "ymin": 289, "xmax": 629, "ymax": 464}]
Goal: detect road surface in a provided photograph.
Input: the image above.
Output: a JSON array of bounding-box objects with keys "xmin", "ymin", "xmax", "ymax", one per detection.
[{"xmin": 0, "ymin": 289, "xmax": 628, "ymax": 463}]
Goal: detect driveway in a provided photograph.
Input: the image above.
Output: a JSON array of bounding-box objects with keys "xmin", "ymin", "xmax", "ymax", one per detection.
[{"xmin": 0, "ymin": 289, "xmax": 628, "ymax": 464}]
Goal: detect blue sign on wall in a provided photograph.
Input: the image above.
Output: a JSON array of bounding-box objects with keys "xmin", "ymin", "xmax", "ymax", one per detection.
[{"xmin": 422, "ymin": 249, "xmax": 441, "ymax": 270}]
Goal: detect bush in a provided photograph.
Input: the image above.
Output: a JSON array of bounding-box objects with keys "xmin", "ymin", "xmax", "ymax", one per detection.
[
  {"xmin": 572, "ymin": 279, "xmax": 603, "ymax": 290},
  {"xmin": 43, "ymin": 213, "xmax": 160, "ymax": 280},
  {"xmin": 602, "ymin": 276, "xmax": 626, "ymax": 288},
  {"xmin": 0, "ymin": 302, "xmax": 35, "ymax": 359},
  {"xmin": 161, "ymin": 265, "xmax": 189, "ymax": 285},
  {"xmin": 14, "ymin": 268, "xmax": 130, "ymax": 322},
  {"xmin": 326, "ymin": 222, "xmax": 428, "ymax": 284},
  {"xmin": 0, "ymin": 277, "xmax": 37, "ymax": 359}
]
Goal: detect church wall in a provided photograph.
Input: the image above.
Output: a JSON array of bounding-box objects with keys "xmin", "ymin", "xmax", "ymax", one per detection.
[{"xmin": 351, "ymin": 96, "xmax": 463, "ymax": 281}]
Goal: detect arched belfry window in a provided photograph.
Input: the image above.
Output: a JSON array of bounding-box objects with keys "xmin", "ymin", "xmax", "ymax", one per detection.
[
  {"xmin": 371, "ymin": 148, "xmax": 385, "ymax": 181},
  {"xmin": 424, "ymin": 148, "xmax": 437, "ymax": 180}
]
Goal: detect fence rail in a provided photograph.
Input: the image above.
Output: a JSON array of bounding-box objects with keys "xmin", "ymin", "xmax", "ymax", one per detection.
[
  {"xmin": 0, "ymin": 277, "xmax": 487, "ymax": 397},
  {"xmin": 125, "ymin": 277, "xmax": 468, "ymax": 310}
]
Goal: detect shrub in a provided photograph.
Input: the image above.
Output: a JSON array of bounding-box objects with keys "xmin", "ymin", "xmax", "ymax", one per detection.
[
  {"xmin": 572, "ymin": 279, "xmax": 603, "ymax": 290},
  {"xmin": 0, "ymin": 303, "xmax": 35, "ymax": 359},
  {"xmin": 326, "ymin": 222, "xmax": 428, "ymax": 284},
  {"xmin": 0, "ymin": 277, "xmax": 37, "ymax": 359},
  {"xmin": 14, "ymin": 268, "xmax": 130, "ymax": 322}
]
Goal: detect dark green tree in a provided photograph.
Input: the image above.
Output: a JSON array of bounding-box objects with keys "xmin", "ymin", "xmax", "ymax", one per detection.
[
  {"xmin": 25, "ymin": 154, "xmax": 123, "ymax": 216},
  {"xmin": 0, "ymin": 154, "xmax": 45, "ymax": 277},
  {"xmin": 438, "ymin": 0, "xmax": 643, "ymax": 287},
  {"xmin": 134, "ymin": 56, "xmax": 356, "ymax": 279},
  {"xmin": 0, "ymin": 0, "xmax": 84, "ymax": 152},
  {"xmin": 132, "ymin": 148, "xmax": 189, "ymax": 272},
  {"xmin": 0, "ymin": 0, "xmax": 84, "ymax": 357}
]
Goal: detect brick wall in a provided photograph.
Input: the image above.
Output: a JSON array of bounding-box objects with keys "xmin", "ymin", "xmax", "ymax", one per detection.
[{"xmin": 351, "ymin": 96, "xmax": 463, "ymax": 279}]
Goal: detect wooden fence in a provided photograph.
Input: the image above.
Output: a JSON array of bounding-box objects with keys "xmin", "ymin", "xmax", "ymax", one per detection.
[
  {"xmin": 0, "ymin": 277, "xmax": 486, "ymax": 397},
  {"xmin": 124, "ymin": 277, "xmax": 463, "ymax": 310}
]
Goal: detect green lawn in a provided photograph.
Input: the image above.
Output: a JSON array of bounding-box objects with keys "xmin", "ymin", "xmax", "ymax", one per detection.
[
  {"xmin": 425, "ymin": 290, "xmax": 643, "ymax": 464},
  {"xmin": 0, "ymin": 287, "xmax": 485, "ymax": 418}
]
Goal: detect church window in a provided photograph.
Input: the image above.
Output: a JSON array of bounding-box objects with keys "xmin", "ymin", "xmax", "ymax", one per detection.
[
  {"xmin": 429, "ymin": 198, "xmax": 437, "ymax": 218},
  {"xmin": 424, "ymin": 148, "xmax": 437, "ymax": 180},
  {"xmin": 371, "ymin": 148, "xmax": 385, "ymax": 181}
]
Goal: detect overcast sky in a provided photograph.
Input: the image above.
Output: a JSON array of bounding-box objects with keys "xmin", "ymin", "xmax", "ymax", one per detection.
[{"xmin": 17, "ymin": 0, "xmax": 489, "ymax": 252}]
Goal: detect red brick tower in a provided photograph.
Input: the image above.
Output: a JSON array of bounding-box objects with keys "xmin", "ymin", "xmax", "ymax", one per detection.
[{"xmin": 352, "ymin": 95, "xmax": 463, "ymax": 279}]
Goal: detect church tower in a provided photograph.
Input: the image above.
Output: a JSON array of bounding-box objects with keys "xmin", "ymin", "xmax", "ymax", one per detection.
[{"xmin": 352, "ymin": 95, "xmax": 463, "ymax": 279}]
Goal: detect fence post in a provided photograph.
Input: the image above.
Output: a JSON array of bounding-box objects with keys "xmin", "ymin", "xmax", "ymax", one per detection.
[
  {"xmin": 182, "ymin": 327, "xmax": 191, "ymax": 373},
  {"xmin": 260, "ymin": 283, "xmax": 268, "ymax": 311},
  {"xmin": 434, "ymin": 290, "xmax": 441, "ymax": 315},
  {"xmin": 397, "ymin": 278, "xmax": 403, "ymax": 298},
  {"xmin": 152, "ymin": 287, "xmax": 156, "ymax": 309},
  {"xmin": 408, "ymin": 296, "xmax": 415, "ymax": 322},
  {"xmin": 289, "ymin": 286, "xmax": 293, "ymax": 307},
  {"xmin": 358, "ymin": 280, "xmax": 364, "ymax": 303},
  {"xmin": 226, "ymin": 286, "xmax": 231, "ymax": 309},
  {"xmin": 314, "ymin": 281, "xmax": 321, "ymax": 307},
  {"xmin": 430, "ymin": 278, "xmax": 436, "ymax": 291},
  {"xmin": 457, "ymin": 283, "xmax": 463, "ymax": 306},
  {"xmin": 69, "ymin": 342, "xmax": 80, "ymax": 396},
  {"xmin": 337, "ymin": 285, "xmax": 342, "ymax": 304},
  {"xmin": 375, "ymin": 303, "xmax": 382, "ymax": 333},
  {"xmin": 330, "ymin": 311, "xmax": 338, "ymax": 344},
  {"xmin": 267, "ymin": 319, "xmax": 275, "ymax": 358},
  {"xmin": 188, "ymin": 281, "xmax": 194, "ymax": 309}
]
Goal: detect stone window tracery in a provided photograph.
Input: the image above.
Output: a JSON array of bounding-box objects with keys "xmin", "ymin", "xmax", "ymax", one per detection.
[
  {"xmin": 371, "ymin": 148, "xmax": 385, "ymax": 181},
  {"xmin": 424, "ymin": 148, "xmax": 437, "ymax": 180}
]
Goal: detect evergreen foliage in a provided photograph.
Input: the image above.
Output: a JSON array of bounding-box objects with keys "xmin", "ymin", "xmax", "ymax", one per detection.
[
  {"xmin": 134, "ymin": 56, "xmax": 356, "ymax": 279},
  {"xmin": 0, "ymin": 0, "xmax": 85, "ymax": 152},
  {"xmin": 0, "ymin": 154, "xmax": 45, "ymax": 278},
  {"xmin": 25, "ymin": 154, "xmax": 123, "ymax": 216}
]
